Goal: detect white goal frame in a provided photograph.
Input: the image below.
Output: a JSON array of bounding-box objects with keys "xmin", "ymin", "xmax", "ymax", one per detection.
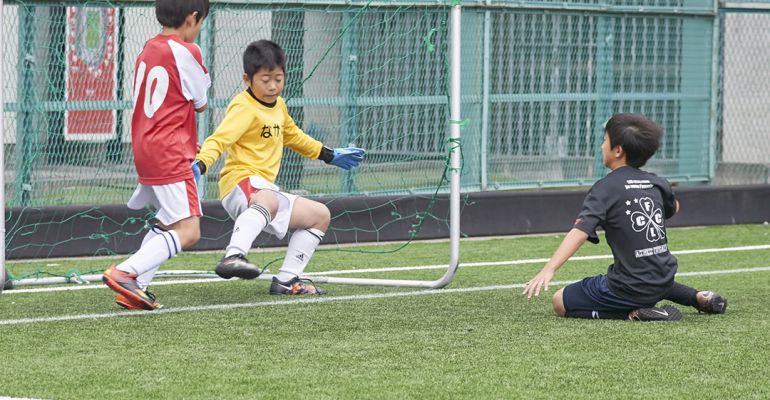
[{"xmin": 3, "ymin": 5, "xmax": 462, "ymax": 291}]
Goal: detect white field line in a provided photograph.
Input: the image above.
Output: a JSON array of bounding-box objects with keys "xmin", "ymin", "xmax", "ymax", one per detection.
[
  {"xmin": 0, "ymin": 397, "xmax": 46, "ymax": 400},
  {"xmin": 2, "ymin": 266, "xmax": 770, "ymax": 326},
  {"xmin": 0, "ymin": 283, "xmax": 529, "ymax": 326},
  {"xmin": 306, "ymin": 244, "xmax": 770, "ymax": 276},
  {"xmin": 5, "ymin": 244, "xmax": 770, "ymax": 294},
  {"xmin": 7, "ymin": 277, "xmax": 233, "ymax": 294}
]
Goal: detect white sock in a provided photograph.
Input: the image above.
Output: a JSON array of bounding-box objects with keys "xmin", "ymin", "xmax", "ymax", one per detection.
[
  {"xmin": 134, "ymin": 226, "xmax": 165, "ymax": 290},
  {"xmin": 276, "ymin": 228, "xmax": 324, "ymax": 282},
  {"xmin": 116, "ymin": 229, "xmax": 181, "ymax": 285},
  {"xmin": 225, "ymin": 204, "xmax": 271, "ymax": 257},
  {"xmin": 141, "ymin": 226, "xmax": 166, "ymax": 247}
]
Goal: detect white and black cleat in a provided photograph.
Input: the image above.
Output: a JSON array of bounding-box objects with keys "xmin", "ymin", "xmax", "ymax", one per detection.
[{"xmin": 696, "ymin": 291, "xmax": 727, "ymax": 314}]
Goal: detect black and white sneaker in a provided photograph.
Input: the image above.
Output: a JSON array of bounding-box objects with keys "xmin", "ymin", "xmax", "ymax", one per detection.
[
  {"xmin": 215, "ymin": 254, "xmax": 262, "ymax": 279},
  {"xmin": 695, "ymin": 291, "xmax": 727, "ymax": 314},
  {"xmin": 269, "ymin": 276, "xmax": 326, "ymax": 295},
  {"xmin": 629, "ymin": 305, "xmax": 683, "ymax": 322}
]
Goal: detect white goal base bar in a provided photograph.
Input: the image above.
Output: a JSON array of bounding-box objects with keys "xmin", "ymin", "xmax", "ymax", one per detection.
[{"xmin": 9, "ymin": 261, "xmax": 460, "ymax": 290}]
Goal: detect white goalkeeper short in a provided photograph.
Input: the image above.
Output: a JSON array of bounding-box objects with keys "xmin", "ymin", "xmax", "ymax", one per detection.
[
  {"xmin": 127, "ymin": 178, "xmax": 202, "ymax": 226},
  {"xmin": 221, "ymin": 176, "xmax": 297, "ymax": 240}
]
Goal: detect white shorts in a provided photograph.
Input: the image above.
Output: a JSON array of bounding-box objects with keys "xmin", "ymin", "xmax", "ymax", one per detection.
[
  {"xmin": 221, "ymin": 176, "xmax": 297, "ymax": 240},
  {"xmin": 127, "ymin": 178, "xmax": 202, "ymax": 226}
]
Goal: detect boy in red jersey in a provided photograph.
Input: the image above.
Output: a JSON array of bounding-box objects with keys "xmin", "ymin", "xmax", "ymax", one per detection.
[
  {"xmin": 102, "ymin": 0, "xmax": 211, "ymax": 310},
  {"xmin": 194, "ymin": 40, "xmax": 365, "ymax": 295}
]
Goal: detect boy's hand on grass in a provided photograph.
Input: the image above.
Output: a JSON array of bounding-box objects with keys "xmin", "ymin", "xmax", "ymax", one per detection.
[{"xmin": 523, "ymin": 269, "xmax": 555, "ymax": 299}]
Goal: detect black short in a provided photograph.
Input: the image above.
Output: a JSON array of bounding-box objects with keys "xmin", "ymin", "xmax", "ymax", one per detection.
[{"xmin": 563, "ymin": 274, "xmax": 655, "ymax": 312}]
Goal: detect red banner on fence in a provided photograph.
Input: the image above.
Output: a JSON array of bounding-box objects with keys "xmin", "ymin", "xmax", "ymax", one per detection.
[{"xmin": 65, "ymin": 7, "xmax": 117, "ymax": 141}]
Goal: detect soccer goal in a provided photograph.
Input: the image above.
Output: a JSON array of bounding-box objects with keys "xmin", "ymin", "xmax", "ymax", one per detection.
[{"xmin": 1, "ymin": 1, "xmax": 463, "ymax": 290}]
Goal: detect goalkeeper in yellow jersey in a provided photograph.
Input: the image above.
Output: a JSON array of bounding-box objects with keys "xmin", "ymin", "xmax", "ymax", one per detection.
[{"xmin": 194, "ymin": 40, "xmax": 364, "ymax": 295}]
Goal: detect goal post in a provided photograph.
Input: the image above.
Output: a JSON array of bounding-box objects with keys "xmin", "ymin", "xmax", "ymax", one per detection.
[
  {"xmin": 1, "ymin": 0, "xmax": 6, "ymax": 295},
  {"xmin": 305, "ymin": 4, "xmax": 462, "ymax": 289}
]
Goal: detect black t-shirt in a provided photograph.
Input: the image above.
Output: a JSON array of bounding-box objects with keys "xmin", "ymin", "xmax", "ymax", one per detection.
[{"xmin": 573, "ymin": 166, "xmax": 678, "ymax": 304}]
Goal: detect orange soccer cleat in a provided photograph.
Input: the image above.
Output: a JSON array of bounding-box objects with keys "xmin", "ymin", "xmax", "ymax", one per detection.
[{"xmin": 103, "ymin": 265, "xmax": 162, "ymax": 310}]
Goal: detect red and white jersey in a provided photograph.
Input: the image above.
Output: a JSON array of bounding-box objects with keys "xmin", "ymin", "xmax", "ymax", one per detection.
[{"xmin": 131, "ymin": 34, "xmax": 210, "ymax": 185}]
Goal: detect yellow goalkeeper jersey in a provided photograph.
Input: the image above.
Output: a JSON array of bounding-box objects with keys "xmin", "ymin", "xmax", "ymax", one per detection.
[{"xmin": 197, "ymin": 89, "xmax": 323, "ymax": 199}]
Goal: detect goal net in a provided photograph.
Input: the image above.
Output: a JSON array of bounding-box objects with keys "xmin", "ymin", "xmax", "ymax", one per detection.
[{"xmin": 1, "ymin": 0, "xmax": 461, "ymax": 288}]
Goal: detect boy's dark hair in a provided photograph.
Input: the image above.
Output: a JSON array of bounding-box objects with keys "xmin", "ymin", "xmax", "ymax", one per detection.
[
  {"xmin": 605, "ymin": 113, "xmax": 663, "ymax": 168},
  {"xmin": 156, "ymin": 0, "xmax": 209, "ymax": 28},
  {"xmin": 243, "ymin": 40, "xmax": 286, "ymax": 79}
]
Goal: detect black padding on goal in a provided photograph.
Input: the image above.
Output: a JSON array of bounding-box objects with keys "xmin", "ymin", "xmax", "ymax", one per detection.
[{"xmin": 4, "ymin": 184, "xmax": 769, "ymax": 259}]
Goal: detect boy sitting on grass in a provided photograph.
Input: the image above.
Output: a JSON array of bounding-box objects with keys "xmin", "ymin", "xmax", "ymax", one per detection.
[{"xmin": 522, "ymin": 113, "xmax": 726, "ymax": 321}]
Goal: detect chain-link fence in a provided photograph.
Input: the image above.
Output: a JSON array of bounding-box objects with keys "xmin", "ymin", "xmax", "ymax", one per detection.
[
  {"xmin": 718, "ymin": 4, "xmax": 770, "ymax": 184},
  {"xmin": 1, "ymin": 0, "xmax": 768, "ymax": 205}
]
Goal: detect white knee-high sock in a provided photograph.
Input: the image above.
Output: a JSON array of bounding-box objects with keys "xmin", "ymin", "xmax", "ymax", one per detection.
[
  {"xmin": 133, "ymin": 225, "xmax": 165, "ymax": 289},
  {"xmin": 225, "ymin": 204, "xmax": 272, "ymax": 257},
  {"xmin": 276, "ymin": 228, "xmax": 324, "ymax": 282},
  {"xmin": 141, "ymin": 225, "xmax": 166, "ymax": 247},
  {"xmin": 116, "ymin": 229, "xmax": 181, "ymax": 287}
]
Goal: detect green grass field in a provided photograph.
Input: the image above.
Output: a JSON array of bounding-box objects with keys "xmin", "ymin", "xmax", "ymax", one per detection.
[{"xmin": 1, "ymin": 224, "xmax": 769, "ymax": 399}]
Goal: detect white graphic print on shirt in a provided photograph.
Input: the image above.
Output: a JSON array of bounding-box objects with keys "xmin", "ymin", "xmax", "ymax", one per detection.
[
  {"xmin": 628, "ymin": 196, "xmax": 665, "ymax": 243},
  {"xmin": 625, "ymin": 196, "xmax": 668, "ymax": 258}
]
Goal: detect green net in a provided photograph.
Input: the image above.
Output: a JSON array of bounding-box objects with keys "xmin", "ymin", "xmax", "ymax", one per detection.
[
  {"xmin": 2, "ymin": 0, "xmax": 769, "ymax": 283},
  {"xmin": 3, "ymin": 2, "xmax": 453, "ymax": 208},
  {"xmin": 2, "ymin": 0, "xmax": 459, "ymax": 284}
]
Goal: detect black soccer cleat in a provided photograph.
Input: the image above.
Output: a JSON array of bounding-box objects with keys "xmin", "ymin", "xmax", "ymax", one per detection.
[
  {"xmin": 696, "ymin": 291, "xmax": 727, "ymax": 314},
  {"xmin": 269, "ymin": 276, "xmax": 326, "ymax": 295},
  {"xmin": 629, "ymin": 305, "xmax": 683, "ymax": 322},
  {"xmin": 214, "ymin": 254, "xmax": 262, "ymax": 279}
]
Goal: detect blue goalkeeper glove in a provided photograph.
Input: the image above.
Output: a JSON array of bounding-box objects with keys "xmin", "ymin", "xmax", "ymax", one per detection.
[
  {"xmin": 326, "ymin": 147, "xmax": 365, "ymax": 170},
  {"xmin": 191, "ymin": 160, "xmax": 206, "ymax": 199}
]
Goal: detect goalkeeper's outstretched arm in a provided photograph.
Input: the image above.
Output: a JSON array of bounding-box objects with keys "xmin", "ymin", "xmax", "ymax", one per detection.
[{"xmin": 318, "ymin": 146, "xmax": 366, "ymax": 170}]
